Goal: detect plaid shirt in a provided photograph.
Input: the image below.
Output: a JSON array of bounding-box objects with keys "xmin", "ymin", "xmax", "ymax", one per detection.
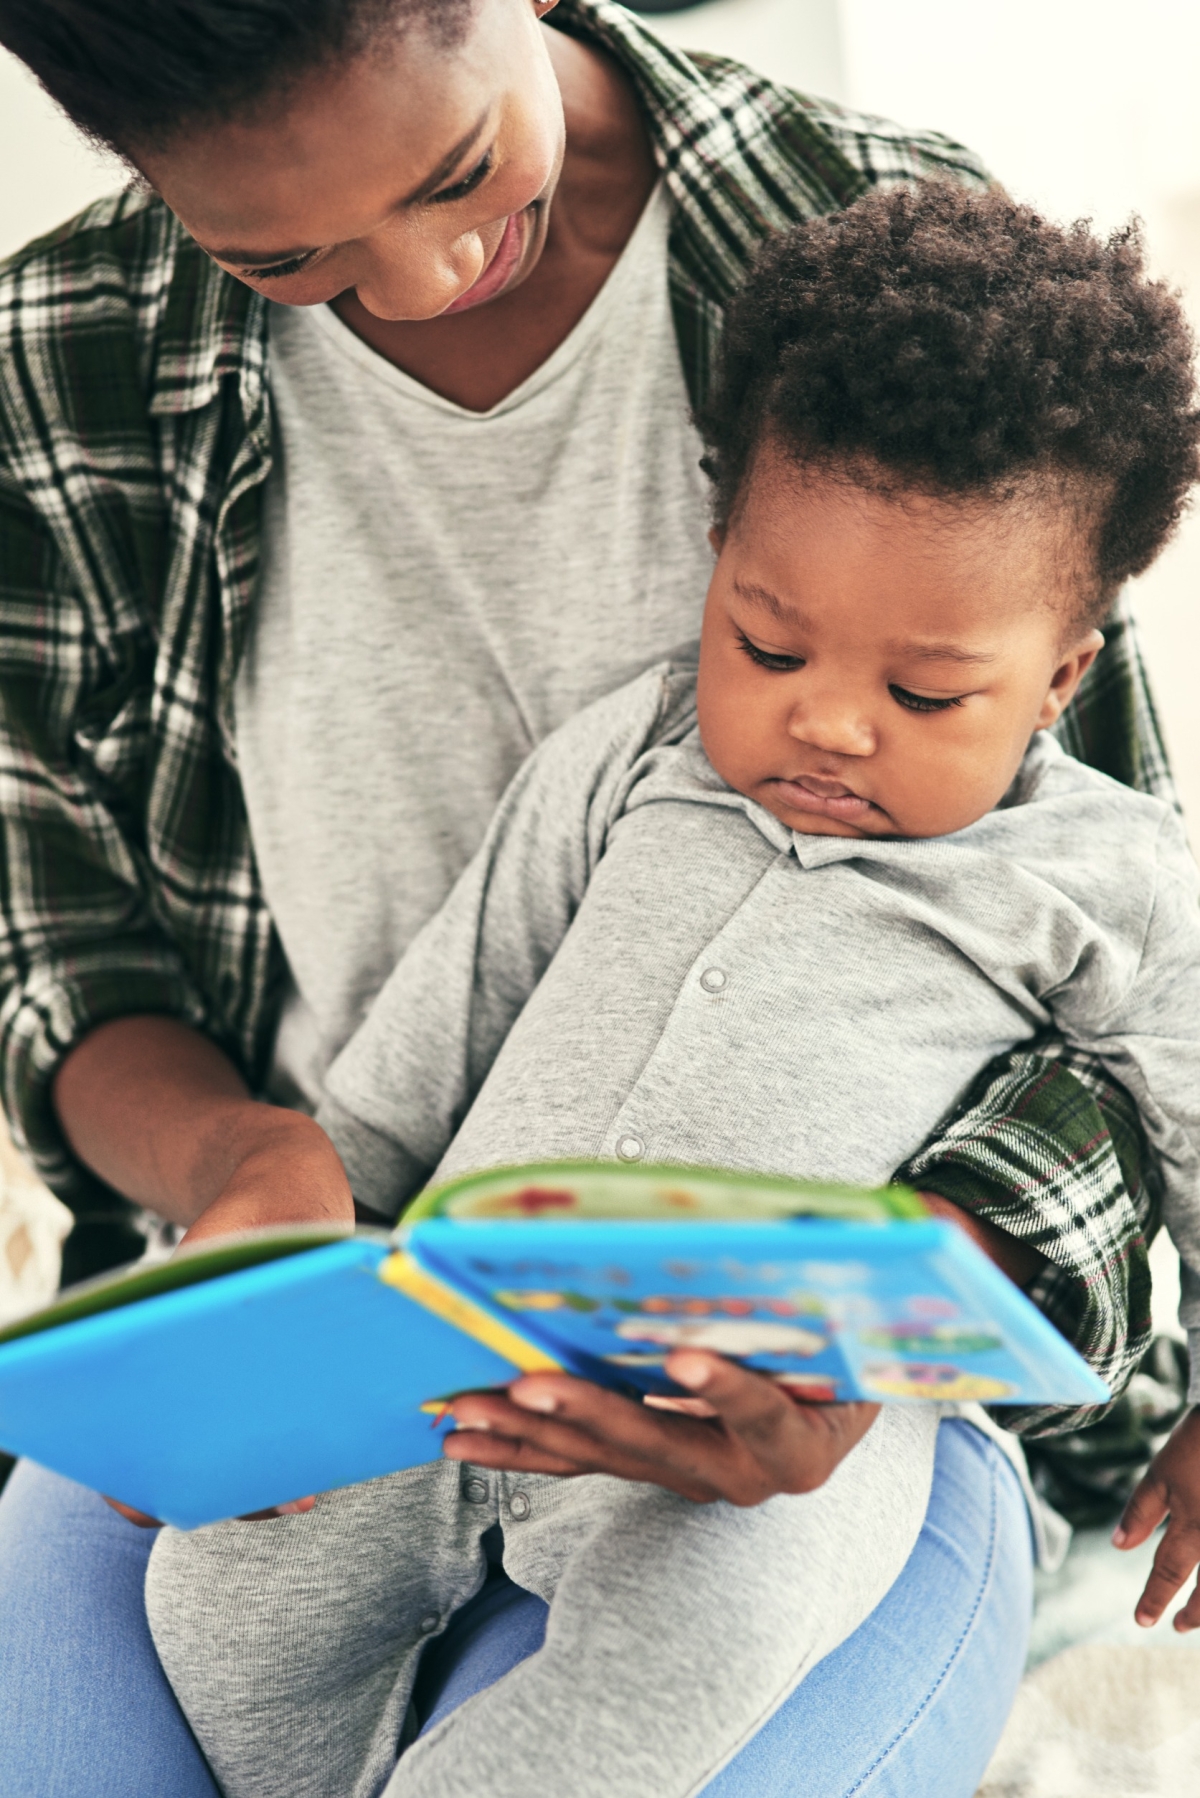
[{"xmin": 0, "ymin": 0, "xmax": 1168, "ymax": 1427}]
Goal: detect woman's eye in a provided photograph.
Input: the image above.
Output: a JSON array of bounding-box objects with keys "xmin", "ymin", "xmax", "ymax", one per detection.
[
  {"xmin": 242, "ymin": 250, "xmax": 321, "ymax": 281},
  {"xmin": 432, "ymin": 151, "xmax": 493, "ymax": 205},
  {"xmin": 242, "ymin": 250, "xmax": 321, "ymax": 282},
  {"xmin": 890, "ymin": 685, "xmax": 965, "ymax": 713},
  {"xmin": 737, "ymin": 633, "xmax": 804, "ymax": 673}
]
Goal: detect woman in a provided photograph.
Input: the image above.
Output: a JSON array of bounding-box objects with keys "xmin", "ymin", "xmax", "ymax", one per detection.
[{"xmin": 0, "ymin": 0, "xmax": 1163, "ymax": 1791}]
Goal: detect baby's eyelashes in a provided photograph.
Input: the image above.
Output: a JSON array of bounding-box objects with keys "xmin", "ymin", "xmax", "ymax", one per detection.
[{"xmin": 888, "ymin": 685, "xmax": 965, "ymax": 713}]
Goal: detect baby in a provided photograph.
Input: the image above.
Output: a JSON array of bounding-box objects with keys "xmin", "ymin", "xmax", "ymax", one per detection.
[{"xmin": 147, "ymin": 185, "xmax": 1200, "ymax": 1798}]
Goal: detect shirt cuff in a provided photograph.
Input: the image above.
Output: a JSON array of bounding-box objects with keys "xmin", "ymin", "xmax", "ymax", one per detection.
[{"xmin": 314, "ymin": 1092, "xmax": 430, "ymax": 1220}]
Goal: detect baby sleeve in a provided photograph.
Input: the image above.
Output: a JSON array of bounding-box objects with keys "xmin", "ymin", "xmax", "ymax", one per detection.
[{"xmin": 316, "ymin": 667, "xmax": 689, "ymax": 1216}]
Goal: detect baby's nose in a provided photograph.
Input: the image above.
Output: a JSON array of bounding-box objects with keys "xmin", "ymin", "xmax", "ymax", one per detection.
[{"xmin": 787, "ymin": 699, "xmax": 875, "ymax": 757}]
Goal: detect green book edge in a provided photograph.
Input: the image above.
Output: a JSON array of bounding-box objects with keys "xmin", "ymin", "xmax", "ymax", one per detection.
[
  {"xmin": 406, "ymin": 1161, "xmax": 927, "ymax": 1226},
  {"xmin": 0, "ymin": 1164, "xmax": 926, "ymax": 1348},
  {"xmin": 0, "ymin": 1227, "xmax": 359, "ymax": 1346}
]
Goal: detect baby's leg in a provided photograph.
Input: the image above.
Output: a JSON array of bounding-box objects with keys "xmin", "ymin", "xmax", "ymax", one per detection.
[
  {"xmin": 391, "ymin": 1405, "xmax": 939, "ymax": 1798},
  {"xmin": 146, "ymin": 1458, "xmax": 496, "ymax": 1798}
]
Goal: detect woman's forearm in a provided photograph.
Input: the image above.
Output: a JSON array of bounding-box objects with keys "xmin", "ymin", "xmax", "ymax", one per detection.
[{"xmin": 52, "ymin": 1015, "xmax": 353, "ymax": 1240}]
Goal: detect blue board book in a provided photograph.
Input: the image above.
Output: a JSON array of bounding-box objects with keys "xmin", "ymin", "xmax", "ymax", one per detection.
[{"xmin": 0, "ymin": 1162, "xmax": 1108, "ymax": 1527}]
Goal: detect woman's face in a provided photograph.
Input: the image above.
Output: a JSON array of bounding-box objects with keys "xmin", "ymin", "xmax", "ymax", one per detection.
[{"xmin": 136, "ymin": 0, "xmax": 566, "ymax": 322}]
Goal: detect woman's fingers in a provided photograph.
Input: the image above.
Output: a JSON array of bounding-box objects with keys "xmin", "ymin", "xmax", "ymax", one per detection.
[
  {"xmin": 102, "ymin": 1495, "xmax": 163, "ymax": 1528},
  {"xmin": 448, "ymin": 1380, "xmax": 726, "ymax": 1500},
  {"xmin": 236, "ymin": 1496, "xmax": 317, "ymax": 1520},
  {"xmin": 446, "ymin": 1360, "xmax": 879, "ymax": 1507},
  {"xmin": 664, "ymin": 1352, "xmax": 880, "ymax": 1495}
]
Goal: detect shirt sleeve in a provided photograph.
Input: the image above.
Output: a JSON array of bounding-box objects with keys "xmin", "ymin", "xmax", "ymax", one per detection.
[
  {"xmin": 1047, "ymin": 815, "xmax": 1200, "ymax": 1399},
  {"xmin": 317, "ymin": 670, "xmax": 685, "ymax": 1217},
  {"xmin": 797, "ymin": 95, "xmax": 993, "ymax": 196},
  {"xmin": 0, "ymin": 472, "xmax": 213, "ymax": 1211},
  {"xmin": 896, "ymin": 810, "xmax": 1200, "ymax": 1434},
  {"xmin": 899, "ymin": 1042, "xmax": 1156, "ymax": 1436}
]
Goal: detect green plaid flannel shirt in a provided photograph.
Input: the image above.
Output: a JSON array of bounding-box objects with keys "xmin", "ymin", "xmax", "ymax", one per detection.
[{"xmin": 0, "ymin": 0, "xmax": 1171, "ymax": 1429}]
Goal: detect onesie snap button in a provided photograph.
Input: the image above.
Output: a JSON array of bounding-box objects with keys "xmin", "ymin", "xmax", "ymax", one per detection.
[
  {"xmin": 508, "ymin": 1492, "xmax": 531, "ymax": 1521},
  {"xmin": 419, "ymin": 1613, "xmax": 440, "ymax": 1635},
  {"xmin": 699, "ymin": 967, "xmax": 727, "ymax": 992},
  {"xmin": 462, "ymin": 1477, "xmax": 488, "ymax": 1504},
  {"xmin": 616, "ymin": 1134, "xmax": 645, "ymax": 1162}
]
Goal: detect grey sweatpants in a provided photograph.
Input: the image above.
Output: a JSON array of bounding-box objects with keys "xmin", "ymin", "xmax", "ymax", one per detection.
[{"xmin": 146, "ymin": 1405, "xmax": 938, "ymax": 1798}]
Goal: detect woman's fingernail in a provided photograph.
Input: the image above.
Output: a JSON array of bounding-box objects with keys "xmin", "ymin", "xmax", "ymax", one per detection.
[
  {"xmin": 670, "ymin": 1353, "xmax": 712, "ymax": 1392},
  {"xmin": 1112, "ymin": 1525, "xmax": 1127, "ymax": 1547},
  {"xmin": 515, "ymin": 1389, "xmax": 558, "ymax": 1413}
]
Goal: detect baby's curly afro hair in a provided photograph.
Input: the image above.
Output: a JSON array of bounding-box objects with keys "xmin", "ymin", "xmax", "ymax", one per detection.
[{"xmin": 698, "ymin": 183, "xmax": 1200, "ymax": 608}]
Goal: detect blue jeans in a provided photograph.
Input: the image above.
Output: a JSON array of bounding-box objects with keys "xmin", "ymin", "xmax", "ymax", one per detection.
[{"xmin": 0, "ymin": 1418, "xmax": 1030, "ymax": 1797}]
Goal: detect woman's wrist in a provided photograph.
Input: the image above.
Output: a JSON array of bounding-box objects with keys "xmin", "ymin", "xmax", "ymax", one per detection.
[
  {"xmin": 181, "ymin": 1108, "xmax": 355, "ymax": 1246},
  {"xmin": 54, "ymin": 1015, "xmax": 354, "ymax": 1236}
]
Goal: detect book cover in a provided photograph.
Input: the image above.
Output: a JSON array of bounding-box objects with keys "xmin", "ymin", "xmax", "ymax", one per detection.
[{"xmin": 0, "ymin": 1164, "xmax": 1108, "ymax": 1527}]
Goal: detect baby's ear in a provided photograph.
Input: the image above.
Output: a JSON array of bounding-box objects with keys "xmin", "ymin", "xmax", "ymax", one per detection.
[{"xmin": 1036, "ymin": 627, "xmax": 1105, "ymax": 729}]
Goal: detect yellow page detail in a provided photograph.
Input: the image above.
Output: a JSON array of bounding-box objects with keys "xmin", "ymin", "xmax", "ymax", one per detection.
[{"xmin": 378, "ymin": 1251, "xmax": 562, "ymax": 1375}]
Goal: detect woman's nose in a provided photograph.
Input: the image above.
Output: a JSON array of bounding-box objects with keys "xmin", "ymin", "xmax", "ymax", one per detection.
[{"xmin": 353, "ymin": 227, "xmax": 462, "ymax": 322}]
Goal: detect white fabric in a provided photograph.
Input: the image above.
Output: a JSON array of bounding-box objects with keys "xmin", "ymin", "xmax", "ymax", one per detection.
[{"xmin": 236, "ymin": 185, "xmax": 713, "ymax": 1104}]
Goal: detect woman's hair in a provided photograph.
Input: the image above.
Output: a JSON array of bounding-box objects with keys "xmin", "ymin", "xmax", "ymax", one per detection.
[
  {"xmin": 698, "ymin": 183, "xmax": 1200, "ymax": 608},
  {"xmin": 0, "ymin": 0, "xmax": 474, "ymax": 155}
]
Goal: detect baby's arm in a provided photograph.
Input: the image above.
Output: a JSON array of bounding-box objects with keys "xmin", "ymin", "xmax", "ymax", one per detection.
[
  {"xmin": 1114, "ymin": 1407, "xmax": 1200, "ymax": 1630},
  {"xmin": 316, "ymin": 669, "xmax": 683, "ymax": 1214}
]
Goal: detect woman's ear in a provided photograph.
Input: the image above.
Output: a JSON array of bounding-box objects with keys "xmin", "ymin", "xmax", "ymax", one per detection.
[{"xmin": 1035, "ymin": 627, "xmax": 1105, "ymax": 729}]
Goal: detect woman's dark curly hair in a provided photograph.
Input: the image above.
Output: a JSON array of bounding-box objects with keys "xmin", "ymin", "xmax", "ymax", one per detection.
[{"xmin": 698, "ymin": 183, "xmax": 1200, "ymax": 611}]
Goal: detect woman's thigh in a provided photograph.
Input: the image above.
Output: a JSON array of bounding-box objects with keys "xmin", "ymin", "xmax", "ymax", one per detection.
[
  {"xmin": 0, "ymin": 1460, "xmax": 219, "ymax": 1798},
  {"xmin": 704, "ymin": 1416, "xmax": 1034, "ymax": 1796},
  {"xmin": 417, "ymin": 1417, "xmax": 1033, "ymax": 1798},
  {"xmin": 0, "ymin": 1418, "xmax": 1030, "ymax": 1798}
]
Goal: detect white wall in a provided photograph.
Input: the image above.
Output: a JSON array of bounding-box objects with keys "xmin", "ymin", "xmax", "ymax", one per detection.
[
  {"xmin": 0, "ymin": 51, "xmax": 123, "ymax": 259},
  {"xmin": 649, "ymin": 0, "xmax": 845, "ymax": 101}
]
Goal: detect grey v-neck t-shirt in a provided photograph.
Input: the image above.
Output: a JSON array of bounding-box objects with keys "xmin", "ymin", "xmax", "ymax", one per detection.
[{"xmin": 236, "ymin": 187, "xmax": 714, "ymax": 1103}]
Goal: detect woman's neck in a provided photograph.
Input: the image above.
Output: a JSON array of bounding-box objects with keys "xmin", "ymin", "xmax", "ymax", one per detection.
[{"xmin": 330, "ymin": 25, "xmax": 657, "ymax": 413}]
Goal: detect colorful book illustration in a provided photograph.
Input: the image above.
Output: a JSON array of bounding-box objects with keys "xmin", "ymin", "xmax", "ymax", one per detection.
[{"xmin": 0, "ymin": 1163, "xmax": 1108, "ymax": 1528}]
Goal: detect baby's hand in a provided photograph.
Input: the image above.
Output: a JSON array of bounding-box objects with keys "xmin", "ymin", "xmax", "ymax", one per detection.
[{"xmin": 1114, "ymin": 1406, "xmax": 1200, "ymax": 1630}]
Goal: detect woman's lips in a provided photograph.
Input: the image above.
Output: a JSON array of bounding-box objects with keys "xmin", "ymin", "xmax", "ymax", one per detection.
[
  {"xmin": 769, "ymin": 777, "xmax": 875, "ymax": 821},
  {"xmin": 441, "ymin": 212, "xmax": 526, "ymax": 316}
]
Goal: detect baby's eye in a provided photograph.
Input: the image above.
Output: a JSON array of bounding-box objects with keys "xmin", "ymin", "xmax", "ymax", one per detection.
[
  {"xmin": 737, "ymin": 632, "xmax": 804, "ymax": 673},
  {"xmin": 890, "ymin": 685, "xmax": 965, "ymax": 713}
]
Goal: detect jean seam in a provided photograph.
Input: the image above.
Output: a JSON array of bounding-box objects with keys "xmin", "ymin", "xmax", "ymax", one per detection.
[{"xmin": 841, "ymin": 1448, "xmax": 1000, "ymax": 1798}]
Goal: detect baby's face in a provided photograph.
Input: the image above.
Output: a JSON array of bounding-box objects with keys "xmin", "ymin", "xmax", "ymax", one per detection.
[{"xmin": 697, "ymin": 450, "xmax": 1103, "ymax": 840}]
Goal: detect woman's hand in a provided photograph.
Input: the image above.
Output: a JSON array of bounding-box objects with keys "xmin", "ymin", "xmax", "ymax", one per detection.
[
  {"xmin": 53, "ymin": 1014, "xmax": 355, "ymax": 1242},
  {"xmin": 445, "ymin": 1351, "xmax": 880, "ymax": 1505},
  {"xmin": 1114, "ymin": 1407, "xmax": 1200, "ymax": 1630}
]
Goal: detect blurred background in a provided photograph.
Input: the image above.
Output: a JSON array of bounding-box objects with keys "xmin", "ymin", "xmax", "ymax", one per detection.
[
  {"xmin": 0, "ymin": 3, "xmax": 1197, "ymax": 1331},
  {"xmin": 2, "ymin": 0, "xmax": 1196, "ymax": 812}
]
